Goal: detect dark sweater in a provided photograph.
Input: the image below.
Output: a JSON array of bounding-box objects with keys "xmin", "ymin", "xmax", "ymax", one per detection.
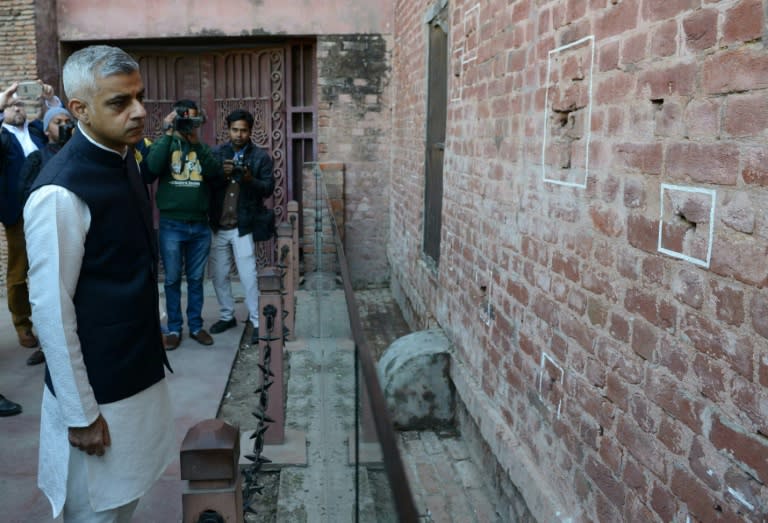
[
  {"xmin": 145, "ymin": 133, "xmax": 221, "ymax": 222},
  {"xmin": 0, "ymin": 121, "xmax": 46, "ymax": 225},
  {"xmin": 31, "ymin": 131, "xmax": 169, "ymax": 404}
]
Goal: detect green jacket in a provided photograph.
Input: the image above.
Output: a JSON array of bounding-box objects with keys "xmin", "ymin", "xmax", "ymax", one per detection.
[{"xmin": 146, "ymin": 133, "xmax": 222, "ymax": 222}]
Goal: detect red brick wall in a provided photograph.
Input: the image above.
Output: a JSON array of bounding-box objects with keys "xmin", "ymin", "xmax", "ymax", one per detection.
[
  {"xmin": 390, "ymin": 0, "xmax": 768, "ymax": 521},
  {"xmin": 317, "ymin": 35, "xmax": 393, "ymax": 288}
]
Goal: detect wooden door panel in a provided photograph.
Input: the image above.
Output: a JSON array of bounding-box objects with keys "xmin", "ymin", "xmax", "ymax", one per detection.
[{"xmin": 132, "ymin": 47, "xmax": 288, "ymax": 267}]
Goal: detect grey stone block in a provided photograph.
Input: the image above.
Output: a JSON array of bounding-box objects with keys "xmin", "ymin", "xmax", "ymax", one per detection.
[{"xmin": 377, "ymin": 329, "xmax": 454, "ymax": 430}]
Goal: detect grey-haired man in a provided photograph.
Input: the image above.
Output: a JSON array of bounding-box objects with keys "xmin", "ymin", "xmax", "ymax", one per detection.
[{"xmin": 25, "ymin": 45, "xmax": 173, "ymax": 522}]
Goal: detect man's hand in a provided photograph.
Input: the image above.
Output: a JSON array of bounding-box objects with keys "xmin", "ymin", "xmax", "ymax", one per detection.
[
  {"xmin": 68, "ymin": 414, "xmax": 111, "ymax": 456},
  {"xmin": 162, "ymin": 110, "xmax": 176, "ymax": 135},
  {"xmin": 40, "ymin": 81, "xmax": 55, "ymax": 102},
  {"xmin": 222, "ymin": 159, "xmax": 234, "ymax": 177},
  {"xmin": 0, "ymin": 82, "xmax": 18, "ymax": 111}
]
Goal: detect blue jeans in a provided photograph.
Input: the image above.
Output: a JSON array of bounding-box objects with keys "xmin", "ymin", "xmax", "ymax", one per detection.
[{"xmin": 159, "ymin": 218, "xmax": 211, "ymax": 335}]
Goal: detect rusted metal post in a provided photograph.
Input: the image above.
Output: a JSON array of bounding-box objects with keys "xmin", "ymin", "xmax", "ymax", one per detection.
[
  {"xmin": 276, "ymin": 222, "xmax": 295, "ymax": 341},
  {"xmin": 258, "ymin": 268, "xmax": 285, "ymax": 445},
  {"xmin": 287, "ymin": 200, "xmax": 299, "ymax": 290},
  {"xmin": 180, "ymin": 419, "xmax": 243, "ymax": 523}
]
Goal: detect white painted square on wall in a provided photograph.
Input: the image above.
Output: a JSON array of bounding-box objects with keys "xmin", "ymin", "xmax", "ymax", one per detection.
[
  {"xmin": 541, "ymin": 35, "xmax": 595, "ymax": 188},
  {"xmin": 658, "ymin": 183, "xmax": 717, "ymax": 268}
]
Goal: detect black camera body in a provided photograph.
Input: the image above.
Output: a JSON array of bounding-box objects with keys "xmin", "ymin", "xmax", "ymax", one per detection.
[
  {"xmin": 58, "ymin": 121, "xmax": 75, "ymax": 146},
  {"xmin": 231, "ymin": 156, "xmax": 247, "ymax": 182},
  {"xmin": 173, "ymin": 107, "xmax": 203, "ymax": 134}
]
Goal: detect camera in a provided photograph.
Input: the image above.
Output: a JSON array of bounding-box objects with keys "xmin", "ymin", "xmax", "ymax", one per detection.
[
  {"xmin": 58, "ymin": 120, "xmax": 75, "ymax": 145},
  {"xmin": 231, "ymin": 156, "xmax": 247, "ymax": 182},
  {"xmin": 173, "ymin": 107, "xmax": 203, "ymax": 134}
]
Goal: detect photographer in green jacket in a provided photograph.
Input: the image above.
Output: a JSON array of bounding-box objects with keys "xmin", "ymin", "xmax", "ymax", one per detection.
[{"xmin": 146, "ymin": 99, "xmax": 221, "ymax": 351}]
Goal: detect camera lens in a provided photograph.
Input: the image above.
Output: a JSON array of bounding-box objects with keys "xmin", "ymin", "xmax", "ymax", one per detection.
[{"xmin": 196, "ymin": 510, "xmax": 225, "ymax": 523}]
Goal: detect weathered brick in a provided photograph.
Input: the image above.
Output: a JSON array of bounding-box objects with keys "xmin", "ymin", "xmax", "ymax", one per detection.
[
  {"xmin": 589, "ymin": 205, "xmax": 623, "ymax": 238},
  {"xmin": 723, "ymin": 466, "xmax": 764, "ymax": 519},
  {"xmin": 585, "ymin": 455, "xmax": 626, "ymax": 507},
  {"xmin": 751, "ymin": 290, "xmax": 768, "ymax": 340},
  {"xmin": 703, "ymin": 48, "xmax": 768, "ymax": 94},
  {"xmin": 631, "ymin": 319, "xmax": 657, "ymax": 360},
  {"xmin": 730, "ymin": 375, "xmax": 768, "ymax": 434},
  {"xmin": 609, "ymin": 312, "xmax": 630, "ymax": 342},
  {"xmin": 665, "ymin": 142, "xmax": 740, "ymax": 185},
  {"xmin": 682, "ymin": 311, "xmax": 754, "ymax": 377},
  {"xmin": 670, "ymin": 466, "xmax": 736, "ymax": 522},
  {"xmin": 722, "ymin": 0, "xmax": 765, "ymax": 45},
  {"xmin": 646, "ymin": 370, "xmax": 704, "ymax": 434},
  {"xmin": 630, "ymin": 392, "xmax": 657, "ymax": 433},
  {"xmin": 637, "ymin": 62, "xmax": 697, "ymax": 98},
  {"xmin": 657, "ymin": 416, "xmax": 686, "ymax": 456},
  {"xmin": 742, "ymin": 146, "xmax": 768, "ymax": 186},
  {"xmin": 710, "ymin": 280, "xmax": 744, "ymax": 326},
  {"xmin": 627, "ymin": 214, "xmax": 659, "ymax": 253},
  {"xmin": 551, "ymin": 251, "xmax": 580, "ymax": 282},
  {"xmin": 622, "ymin": 457, "xmax": 648, "ymax": 492},
  {"xmin": 724, "ymin": 92, "xmax": 768, "ymax": 137},
  {"xmin": 617, "ymin": 415, "xmax": 667, "ymax": 480},
  {"xmin": 689, "ymin": 436, "xmax": 723, "ymax": 491},
  {"xmin": 650, "ymin": 20, "xmax": 677, "ymax": 58},
  {"xmin": 683, "ymin": 97, "xmax": 721, "ymax": 139},
  {"xmin": 682, "ymin": 8, "xmax": 718, "ymax": 51},
  {"xmin": 651, "ymin": 483, "xmax": 678, "ymax": 522},
  {"xmin": 720, "ymin": 191, "xmax": 755, "ymax": 234},
  {"xmin": 595, "ymin": 0, "xmax": 639, "ymax": 39},
  {"xmin": 615, "ymin": 142, "xmax": 662, "ymax": 174},
  {"xmin": 710, "ymin": 414, "xmax": 768, "ymax": 484},
  {"xmin": 710, "ymin": 235, "xmax": 768, "ymax": 288},
  {"xmin": 692, "ymin": 354, "xmax": 727, "ymax": 403},
  {"xmin": 643, "ymin": 0, "xmax": 700, "ymax": 22}
]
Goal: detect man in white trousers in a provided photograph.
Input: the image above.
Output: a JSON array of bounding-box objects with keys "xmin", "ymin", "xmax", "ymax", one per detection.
[{"xmin": 209, "ymin": 109, "xmax": 275, "ymax": 343}]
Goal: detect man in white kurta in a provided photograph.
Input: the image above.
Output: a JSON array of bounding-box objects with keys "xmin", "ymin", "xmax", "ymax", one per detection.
[{"xmin": 25, "ymin": 45, "xmax": 174, "ymax": 522}]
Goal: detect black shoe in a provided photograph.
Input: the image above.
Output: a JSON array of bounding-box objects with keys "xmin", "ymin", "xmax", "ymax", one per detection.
[
  {"xmin": 250, "ymin": 322, "xmax": 261, "ymax": 344},
  {"xmin": 210, "ymin": 318, "xmax": 237, "ymax": 334},
  {"xmin": 26, "ymin": 349, "xmax": 45, "ymax": 366},
  {"xmin": 0, "ymin": 394, "xmax": 22, "ymax": 417}
]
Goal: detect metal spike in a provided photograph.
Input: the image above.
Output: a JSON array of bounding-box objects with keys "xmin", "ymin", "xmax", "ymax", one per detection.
[
  {"xmin": 257, "ymin": 363, "xmax": 275, "ymax": 377},
  {"xmin": 253, "ymin": 380, "xmax": 274, "ymax": 394}
]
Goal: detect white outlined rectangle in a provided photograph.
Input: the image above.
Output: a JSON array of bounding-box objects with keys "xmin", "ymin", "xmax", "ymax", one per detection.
[
  {"xmin": 541, "ymin": 35, "xmax": 595, "ymax": 188},
  {"xmin": 658, "ymin": 183, "xmax": 717, "ymax": 268},
  {"xmin": 463, "ymin": 4, "xmax": 480, "ymax": 64},
  {"xmin": 537, "ymin": 352, "xmax": 565, "ymax": 419},
  {"xmin": 451, "ymin": 45, "xmax": 464, "ymax": 102},
  {"xmin": 450, "ymin": 4, "xmax": 480, "ymax": 103}
]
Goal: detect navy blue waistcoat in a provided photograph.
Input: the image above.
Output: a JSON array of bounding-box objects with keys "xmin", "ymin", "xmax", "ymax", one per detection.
[{"xmin": 31, "ymin": 131, "xmax": 169, "ymax": 404}]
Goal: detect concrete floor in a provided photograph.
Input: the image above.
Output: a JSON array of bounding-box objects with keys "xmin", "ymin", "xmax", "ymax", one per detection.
[{"xmin": 0, "ymin": 280, "xmax": 503, "ymax": 522}]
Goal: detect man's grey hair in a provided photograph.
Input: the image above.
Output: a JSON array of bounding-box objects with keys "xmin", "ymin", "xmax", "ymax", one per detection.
[{"xmin": 63, "ymin": 45, "xmax": 139, "ymax": 102}]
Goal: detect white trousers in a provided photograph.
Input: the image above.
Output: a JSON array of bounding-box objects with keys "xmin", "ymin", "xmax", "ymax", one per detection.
[
  {"xmin": 210, "ymin": 228, "xmax": 259, "ymax": 326},
  {"xmin": 62, "ymin": 449, "xmax": 140, "ymax": 523}
]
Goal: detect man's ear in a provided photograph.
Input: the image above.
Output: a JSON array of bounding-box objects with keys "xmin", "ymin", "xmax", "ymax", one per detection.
[{"xmin": 68, "ymin": 98, "xmax": 88, "ymax": 124}]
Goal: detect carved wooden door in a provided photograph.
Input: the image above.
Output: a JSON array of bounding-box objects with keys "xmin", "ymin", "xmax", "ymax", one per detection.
[{"xmin": 131, "ymin": 48, "xmax": 287, "ymax": 266}]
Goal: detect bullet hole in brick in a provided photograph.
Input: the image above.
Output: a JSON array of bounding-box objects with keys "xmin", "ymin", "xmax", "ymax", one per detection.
[
  {"xmin": 676, "ymin": 211, "xmax": 697, "ymax": 231},
  {"xmin": 554, "ymin": 109, "xmax": 571, "ymax": 127}
]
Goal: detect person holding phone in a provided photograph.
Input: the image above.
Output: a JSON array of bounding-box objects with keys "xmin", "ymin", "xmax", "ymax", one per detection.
[{"xmin": 0, "ymin": 81, "xmax": 60, "ymax": 352}]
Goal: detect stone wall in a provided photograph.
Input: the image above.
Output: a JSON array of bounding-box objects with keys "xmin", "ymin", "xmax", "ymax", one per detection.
[
  {"xmin": 389, "ymin": 0, "xmax": 768, "ymax": 521},
  {"xmin": 317, "ymin": 35, "xmax": 393, "ymax": 288}
]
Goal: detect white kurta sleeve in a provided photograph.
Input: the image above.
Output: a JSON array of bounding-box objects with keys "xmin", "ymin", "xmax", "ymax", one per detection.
[{"xmin": 24, "ymin": 185, "xmax": 98, "ymax": 427}]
